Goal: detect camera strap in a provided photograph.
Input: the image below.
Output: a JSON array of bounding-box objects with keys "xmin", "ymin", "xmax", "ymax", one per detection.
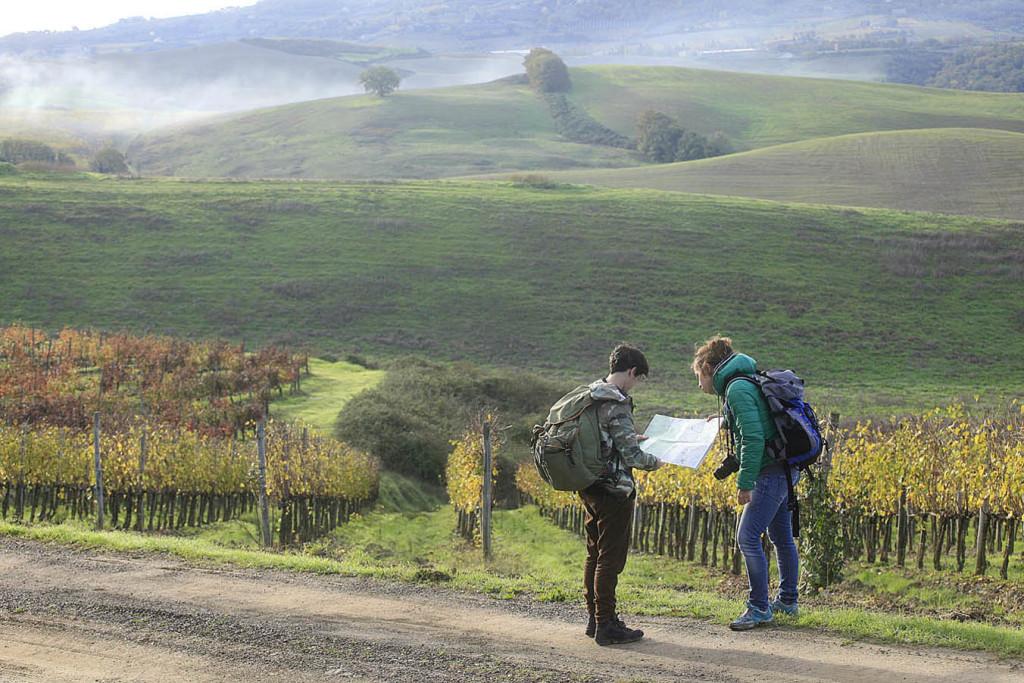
[{"xmin": 720, "ymin": 395, "xmax": 735, "ymax": 455}]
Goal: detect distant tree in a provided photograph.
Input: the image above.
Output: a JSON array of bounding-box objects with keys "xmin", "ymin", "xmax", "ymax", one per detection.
[
  {"xmin": 635, "ymin": 109, "xmax": 682, "ymax": 163},
  {"xmin": 359, "ymin": 66, "xmax": 401, "ymax": 97},
  {"xmin": 884, "ymin": 48, "xmax": 946, "ymax": 86},
  {"xmin": 675, "ymin": 130, "xmax": 708, "ymax": 162},
  {"xmin": 0, "ymin": 138, "xmax": 59, "ymax": 165},
  {"xmin": 635, "ymin": 111, "xmax": 731, "ymax": 163},
  {"xmin": 90, "ymin": 147, "xmax": 129, "ymax": 174},
  {"xmin": 523, "ymin": 47, "xmax": 571, "ymax": 93},
  {"xmin": 704, "ymin": 131, "xmax": 733, "ymax": 158},
  {"xmin": 928, "ymin": 42, "xmax": 1024, "ymax": 92}
]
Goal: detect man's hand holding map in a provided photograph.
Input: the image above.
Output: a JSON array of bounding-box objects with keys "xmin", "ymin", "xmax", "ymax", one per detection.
[{"xmin": 639, "ymin": 415, "xmax": 723, "ymax": 469}]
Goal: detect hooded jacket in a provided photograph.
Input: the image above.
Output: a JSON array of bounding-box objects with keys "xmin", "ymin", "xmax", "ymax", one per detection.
[
  {"xmin": 587, "ymin": 378, "xmax": 660, "ymax": 499},
  {"xmin": 712, "ymin": 353, "xmax": 779, "ymax": 491}
]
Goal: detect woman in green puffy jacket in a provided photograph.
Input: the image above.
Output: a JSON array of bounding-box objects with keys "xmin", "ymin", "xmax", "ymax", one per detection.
[{"xmin": 693, "ymin": 335, "xmax": 800, "ymax": 631}]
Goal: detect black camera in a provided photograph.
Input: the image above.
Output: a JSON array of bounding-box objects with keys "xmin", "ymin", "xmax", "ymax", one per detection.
[{"xmin": 713, "ymin": 454, "xmax": 740, "ymax": 481}]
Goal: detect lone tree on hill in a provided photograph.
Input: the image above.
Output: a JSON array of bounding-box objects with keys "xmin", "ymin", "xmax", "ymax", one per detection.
[
  {"xmin": 359, "ymin": 66, "xmax": 401, "ymax": 97},
  {"xmin": 635, "ymin": 109, "xmax": 681, "ymax": 163},
  {"xmin": 524, "ymin": 47, "xmax": 571, "ymax": 93},
  {"xmin": 90, "ymin": 147, "xmax": 129, "ymax": 174},
  {"xmin": 635, "ymin": 109, "xmax": 732, "ymax": 163}
]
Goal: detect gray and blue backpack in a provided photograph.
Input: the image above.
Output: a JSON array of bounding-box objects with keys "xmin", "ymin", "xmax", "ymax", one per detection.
[{"xmin": 727, "ymin": 368, "xmax": 826, "ymax": 536}]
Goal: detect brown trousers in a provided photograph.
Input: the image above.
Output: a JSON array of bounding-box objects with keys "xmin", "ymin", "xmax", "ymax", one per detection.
[{"xmin": 579, "ymin": 483, "xmax": 634, "ymax": 623}]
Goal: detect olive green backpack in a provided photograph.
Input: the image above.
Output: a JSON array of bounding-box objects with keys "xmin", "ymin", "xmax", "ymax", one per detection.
[{"xmin": 530, "ymin": 384, "xmax": 612, "ymax": 491}]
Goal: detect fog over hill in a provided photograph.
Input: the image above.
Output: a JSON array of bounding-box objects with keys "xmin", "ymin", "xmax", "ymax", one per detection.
[
  {"xmin": 1, "ymin": 0, "xmax": 1022, "ymax": 148},
  {"xmin": 0, "ymin": 40, "xmax": 524, "ymax": 113}
]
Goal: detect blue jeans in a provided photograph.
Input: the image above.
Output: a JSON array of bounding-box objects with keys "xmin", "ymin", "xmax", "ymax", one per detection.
[{"xmin": 736, "ymin": 469, "xmax": 800, "ymax": 610}]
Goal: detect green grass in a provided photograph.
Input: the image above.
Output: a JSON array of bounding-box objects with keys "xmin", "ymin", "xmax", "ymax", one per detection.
[
  {"xmin": 265, "ymin": 358, "xmax": 442, "ymax": 512},
  {"xmin": 7, "ymin": 509, "xmax": 1024, "ymax": 657},
  {"xmin": 569, "ymin": 66, "xmax": 1024, "ymax": 151},
  {"xmin": 269, "ymin": 358, "xmax": 385, "ymax": 430},
  {"xmin": 375, "ymin": 471, "xmax": 446, "ymax": 513},
  {"xmin": 127, "ymin": 78, "xmax": 638, "ymax": 179},
  {"xmin": 2, "ymin": 173, "xmax": 1023, "ymax": 422},
  {"xmin": 125, "ymin": 65, "xmax": 1024, "ymax": 182},
  {"xmin": 464, "ymin": 128, "xmax": 1024, "ymax": 221}
]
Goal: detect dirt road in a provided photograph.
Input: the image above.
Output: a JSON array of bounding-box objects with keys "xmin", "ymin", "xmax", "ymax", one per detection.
[{"xmin": 0, "ymin": 538, "xmax": 1020, "ymax": 682}]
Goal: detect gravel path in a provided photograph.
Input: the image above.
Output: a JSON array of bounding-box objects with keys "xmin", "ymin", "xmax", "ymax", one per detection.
[{"xmin": 0, "ymin": 537, "xmax": 1021, "ymax": 682}]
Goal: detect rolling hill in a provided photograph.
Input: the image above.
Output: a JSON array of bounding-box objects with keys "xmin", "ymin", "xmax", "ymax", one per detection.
[
  {"xmin": 1, "ymin": 172, "xmax": 1022, "ymax": 420},
  {"xmin": 567, "ymin": 66, "xmax": 1024, "ymax": 149},
  {"xmin": 126, "ymin": 77, "xmax": 642, "ymax": 179},
  {"xmin": 125, "ymin": 65, "xmax": 1024, "ymax": 187},
  {"xmin": 464, "ymin": 128, "xmax": 1024, "ymax": 220},
  {"xmin": 0, "ymin": 39, "xmax": 523, "ymax": 163}
]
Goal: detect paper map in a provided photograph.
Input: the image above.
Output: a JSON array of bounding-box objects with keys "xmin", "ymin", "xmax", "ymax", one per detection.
[{"xmin": 639, "ymin": 415, "xmax": 722, "ymax": 469}]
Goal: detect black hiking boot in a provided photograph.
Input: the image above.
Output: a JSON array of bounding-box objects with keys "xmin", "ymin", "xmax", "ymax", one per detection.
[
  {"xmin": 594, "ymin": 618, "xmax": 644, "ymax": 646},
  {"xmin": 587, "ymin": 613, "xmax": 629, "ymax": 638}
]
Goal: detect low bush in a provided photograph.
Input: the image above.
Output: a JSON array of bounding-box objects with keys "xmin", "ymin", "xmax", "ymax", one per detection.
[
  {"xmin": 335, "ymin": 357, "xmax": 561, "ymax": 502},
  {"xmin": 543, "ymin": 93, "xmax": 634, "ymax": 149}
]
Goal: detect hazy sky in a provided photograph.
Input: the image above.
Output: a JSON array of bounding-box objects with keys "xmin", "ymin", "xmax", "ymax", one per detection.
[{"xmin": 1, "ymin": 1, "xmax": 260, "ymax": 36}]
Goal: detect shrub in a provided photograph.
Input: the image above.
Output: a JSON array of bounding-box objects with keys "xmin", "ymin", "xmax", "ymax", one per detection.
[
  {"xmin": 91, "ymin": 147, "xmax": 130, "ymax": 174},
  {"xmin": 524, "ymin": 48, "xmax": 571, "ymax": 93},
  {"xmin": 542, "ymin": 94, "xmax": 634, "ymax": 149},
  {"xmin": 334, "ymin": 357, "xmax": 561, "ymax": 500},
  {"xmin": 0, "ymin": 138, "xmax": 59, "ymax": 164},
  {"xmin": 508, "ymin": 173, "xmax": 558, "ymax": 189},
  {"xmin": 635, "ymin": 109, "xmax": 681, "ymax": 163}
]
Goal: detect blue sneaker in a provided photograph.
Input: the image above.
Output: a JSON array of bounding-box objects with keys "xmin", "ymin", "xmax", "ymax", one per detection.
[
  {"xmin": 729, "ymin": 601, "xmax": 773, "ymax": 631},
  {"xmin": 770, "ymin": 599, "xmax": 799, "ymax": 617}
]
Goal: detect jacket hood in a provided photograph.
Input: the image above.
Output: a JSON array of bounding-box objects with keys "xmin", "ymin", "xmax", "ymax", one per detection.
[
  {"xmin": 588, "ymin": 378, "xmax": 629, "ymax": 402},
  {"xmin": 711, "ymin": 353, "xmax": 758, "ymax": 396}
]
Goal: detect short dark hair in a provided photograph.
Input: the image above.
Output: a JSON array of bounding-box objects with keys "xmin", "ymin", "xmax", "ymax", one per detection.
[{"xmin": 609, "ymin": 343, "xmax": 648, "ymax": 378}]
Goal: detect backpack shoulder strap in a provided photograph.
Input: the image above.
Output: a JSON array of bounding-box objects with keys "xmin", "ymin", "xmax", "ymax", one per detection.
[
  {"xmin": 546, "ymin": 385, "xmax": 594, "ymax": 426},
  {"xmin": 723, "ymin": 374, "xmax": 760, "ymax": 398}
]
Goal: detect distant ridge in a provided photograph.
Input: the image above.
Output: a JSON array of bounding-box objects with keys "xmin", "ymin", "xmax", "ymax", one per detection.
[
  {"xmin": 126, "ymin": 65, "xmax": 1024, "ymax": 215},
  {"xmin": 473, "ymin": 128, "xmax": 1024, "ymax": 220}
]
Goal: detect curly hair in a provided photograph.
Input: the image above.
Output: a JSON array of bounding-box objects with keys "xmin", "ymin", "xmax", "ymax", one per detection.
[{"xmin": 692, "ymin": 335, "xmax": 734, "ymax": 373}]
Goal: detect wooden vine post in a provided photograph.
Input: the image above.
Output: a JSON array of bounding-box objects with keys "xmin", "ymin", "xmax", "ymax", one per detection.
[
  {"xmin": 896, "ymin": 485, "xmax": 909, "ymax": 567},
  {"xmin": 93, "ymin": 412, "xmax": 105, "ymax": 530},
  {"xmin": 17, "ymin": 424, "xmax": 26, "ymax": 521},
  {"xmin": 974, "ymin": 449, "xmax": 994, "ymax": 576},
  {"xmin": 136, "ymin": 420, "xmax": 148, "ymax": 532},
  {"xmin": 257, "ymin": 420, "xmax": 273, "ymax": 548},
  {"xmin": 481, "ymin": 421, "xmax": 493, "ymax": 559}
]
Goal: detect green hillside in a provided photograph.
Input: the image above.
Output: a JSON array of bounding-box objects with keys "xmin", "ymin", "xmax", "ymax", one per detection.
[
  {"xmin": 126, "ymin": 79, "xmax": 640, "ymax": 179},
  {"xmin": 1, "ymin": 173, "xmax": 1022, "ymax": 420},
  {"xmin": 568, "ymin": 66, "xmax": 1024, "ymax": 148},
  {"xmin": 126, "ymin": 65, "xmax": 1024, "ymax": 181},
  {"xmin": 469, "ymin": 128, "xmax": 1024, "ymax": 220}
]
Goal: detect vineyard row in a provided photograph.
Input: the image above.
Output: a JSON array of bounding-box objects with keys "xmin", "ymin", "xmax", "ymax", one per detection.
[
  {"xmin": 510, "ymin": 403, "xmax": 1024, "ymax": 579},
  {"xmin": 0, "ymin": 419, "xmax": 380, "ymax": 545}
]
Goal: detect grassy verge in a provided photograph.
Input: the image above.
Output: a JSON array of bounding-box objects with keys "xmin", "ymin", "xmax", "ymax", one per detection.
[
  {"xmin": 5, "ymin": 507, "xmax": 1024, "ymax": 657},
  {"xmin": 269, "ymin": 357, "xmax": 384, "ymax": 430}
]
